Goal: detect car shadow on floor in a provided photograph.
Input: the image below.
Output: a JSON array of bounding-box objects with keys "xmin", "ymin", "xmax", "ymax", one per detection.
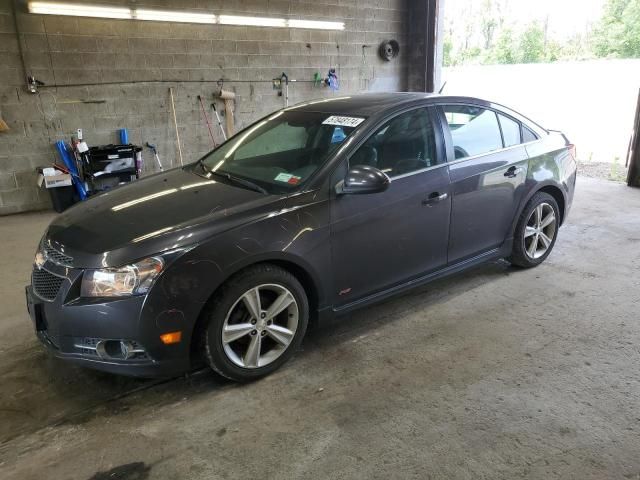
[{"xmin": 0, "ymin": 260, "xmax": 512, "ymax": 446}]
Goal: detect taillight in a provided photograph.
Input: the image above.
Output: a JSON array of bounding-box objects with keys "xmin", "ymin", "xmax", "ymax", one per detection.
[{"xmin": 568, "ymin": 143, "xmax": 576, "ymax": 160}]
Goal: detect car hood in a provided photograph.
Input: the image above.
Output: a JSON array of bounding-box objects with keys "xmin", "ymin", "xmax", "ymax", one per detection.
[{"xmin": 46, "ymin": 165, "xmax": 285, "ymax": 268}]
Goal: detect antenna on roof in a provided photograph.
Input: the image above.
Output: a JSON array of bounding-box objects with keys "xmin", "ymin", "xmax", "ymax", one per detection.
[{"xmin": 438, "ymin": 81, "xmax": 447, "ymax": 94}]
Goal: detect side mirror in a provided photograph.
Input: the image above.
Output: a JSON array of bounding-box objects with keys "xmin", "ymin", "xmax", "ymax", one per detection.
[{"xmin": 336, "ymin": 165, "xmax": 390, "ymax": 195}]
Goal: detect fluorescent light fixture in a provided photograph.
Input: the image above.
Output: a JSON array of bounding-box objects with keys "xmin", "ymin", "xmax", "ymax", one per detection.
[
  {"xmin": 219, "ymin": 15, "xmax": 286, "ymax": 28},
  {"xmin": 28, "ymin": 2, "xmax": 346, "ymax": 30},
  {"xmin": 135, "ymin": 9, "xmax": 216, "ymax": 24},
  {"xmin": 288, "ymin": 19, "xmax": 345, "ymax": 30},
  {"xmin": 29, "ymin": 1, "xmax": 131, "ymax": 19}
]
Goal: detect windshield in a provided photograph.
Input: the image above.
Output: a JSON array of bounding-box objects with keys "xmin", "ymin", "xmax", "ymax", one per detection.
[{"xmin": 199, "ymin": 110, "xmax": 365, "ymax": 194}]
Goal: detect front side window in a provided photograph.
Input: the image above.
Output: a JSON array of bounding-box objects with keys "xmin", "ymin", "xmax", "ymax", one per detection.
[
  {"xmin": 498, "ymin": 113, "xmax": 522, "ymax": 147},
  {"xmin": 443, "ymin": 105, "xmax": 503, "ymax": 159},
  {"xmin": 350, "ymin": 108, "xmax": 438, "ymax": 178},
  {"xmin": 200, "ymin": 111, "xmax": 363, "ymax": 193}
]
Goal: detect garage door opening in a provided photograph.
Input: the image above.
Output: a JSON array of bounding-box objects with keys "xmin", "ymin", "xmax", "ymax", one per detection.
[{"xmin": 440, "ymin": 0, "xmax": 640, "ymax": 183}]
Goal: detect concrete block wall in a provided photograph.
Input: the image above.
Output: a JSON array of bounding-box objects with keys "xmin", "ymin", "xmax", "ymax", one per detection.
[{"xmin": 0, "ymin": 0, "xmax": 421, "ymax": 215}]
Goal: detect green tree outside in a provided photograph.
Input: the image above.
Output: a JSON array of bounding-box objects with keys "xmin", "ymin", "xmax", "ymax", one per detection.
[
  {"xmin": 593, "ymin": 0, "xmax": 640, "ymax": 57},
  {"xmin": 444, "ymin": 0, "xmax": 640, "ymax": 66}
]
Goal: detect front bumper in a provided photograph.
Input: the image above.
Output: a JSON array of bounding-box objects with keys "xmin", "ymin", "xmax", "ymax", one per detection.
[
  {"xmin": 34, "ymin": 326, "xmax": 187, "ymax": 377},
  {"xmin": 26, "ymin": 266, "xmax": 191, "ymax": 378}
]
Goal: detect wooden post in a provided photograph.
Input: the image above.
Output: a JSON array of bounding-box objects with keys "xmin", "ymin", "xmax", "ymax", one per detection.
[{"xmin": 169, "ymin": 87, "xmax": 184, "ymax": 166}]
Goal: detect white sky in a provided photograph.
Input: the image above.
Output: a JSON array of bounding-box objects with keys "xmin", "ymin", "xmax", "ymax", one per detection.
[
  {"xmin": 508, "ymin": 0, "xmax": 606, "ymax": 37},
  {"xmin": 445, "ymin": 0, "xmax": 607, "ymax": 40}
]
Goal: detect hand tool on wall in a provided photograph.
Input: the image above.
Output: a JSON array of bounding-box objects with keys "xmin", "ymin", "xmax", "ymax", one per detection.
[
  {"xmin": 70, "ymin": 135, "xmax": 85, "ymax": 182},
  {"xmin": 217, "ymin": 89, "xmax": 236, "ymax": 137},
  {"xmin": 145, "ymin": 143, "xmax": 164, "ymax": 172},
  {"xmin": 211, "ymin": 102, "xmax": 227, "ymax": 142},
  {"xmin": 273, "ymin": 73, "xmax": 292, "ymax": 107},
  {"xmin": 281, "ymin": 72, "xmax": 289, "ymax": 108},
  {"xmin": 169, "ymin": 87, "xmax": 184, "ymax": 166},
  {"xmin": 197, "ymin": 95, "xmax": 217, "ymax": 148},
  {"xmin": 313, "ymin": 72, "xmax": 322, "ymax": 88},
  {"xmin": 326, "ymin": 68, "xmax": 339, "ymax": 91}
]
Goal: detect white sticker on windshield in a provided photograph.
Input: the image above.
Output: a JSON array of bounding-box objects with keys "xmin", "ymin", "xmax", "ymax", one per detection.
[
  {"xmin": 322, "ymin": 116, "xmax": 365, "ymax": 128},
  {"xmin": 274, "ymin": 172, "xmax": 301, "ymax": 185}
]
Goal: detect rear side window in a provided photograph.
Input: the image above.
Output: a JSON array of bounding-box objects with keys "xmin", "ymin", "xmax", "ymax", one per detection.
[
  {"xmin": 522, "ymin": 126, "xmax": 538, "ymax": 143},
  {"xmin": 443, "ymin": 105, "xmax": 502, "ymax": 159},
  {"xmin": 498, "ymin": 114, "xmax": 521, "ymax": 147}
]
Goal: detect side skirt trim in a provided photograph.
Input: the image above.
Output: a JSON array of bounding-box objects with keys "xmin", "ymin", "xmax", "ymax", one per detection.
[{"xmin": 333, "ymin": 247, "xmax": 503, "ymax": 314}]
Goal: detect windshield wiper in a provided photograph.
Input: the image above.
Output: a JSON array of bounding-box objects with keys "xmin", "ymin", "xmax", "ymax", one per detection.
[{"xmin": 206, "ymin": 169, "xmax": 268, "ymax": 195}]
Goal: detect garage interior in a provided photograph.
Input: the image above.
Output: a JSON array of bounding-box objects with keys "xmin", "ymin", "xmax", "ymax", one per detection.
[{"xmin": 1, "ymin": 1, "xmax": 640, "ymax": 479}]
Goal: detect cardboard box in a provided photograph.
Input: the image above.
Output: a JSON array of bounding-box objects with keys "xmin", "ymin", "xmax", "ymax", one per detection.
[{"xmin": 38, "ymin": 173, "xmax": 72, "ymax": 188}]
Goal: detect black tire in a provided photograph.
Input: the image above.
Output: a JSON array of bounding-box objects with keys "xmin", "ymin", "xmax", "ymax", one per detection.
[
  {"xmin": 509, "ymin": 192, "xmax": 560, "ymax": 268},
  {"xmin": 202, "ymin": 264, "xmax": 309, "ymax": 382}
]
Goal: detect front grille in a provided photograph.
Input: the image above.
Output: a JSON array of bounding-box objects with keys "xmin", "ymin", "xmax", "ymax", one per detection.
[
  {"xmin": 32, "ymin": 268, "xmax": 65, "ymax": 301},
  {"xmin": 45, "ymin": 246, "xmax": 73, "ymax": 267}
]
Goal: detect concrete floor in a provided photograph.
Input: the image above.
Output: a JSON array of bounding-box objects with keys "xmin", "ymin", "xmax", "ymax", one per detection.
[{"xmin": 1, "ymin": 176, "xmax": 639, "ymax": 479}]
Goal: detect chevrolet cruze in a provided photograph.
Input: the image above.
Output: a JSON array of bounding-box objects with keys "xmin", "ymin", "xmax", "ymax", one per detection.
[{"xmin": 26, "ymin": 93, "xmax": 576, "ymax": 381}]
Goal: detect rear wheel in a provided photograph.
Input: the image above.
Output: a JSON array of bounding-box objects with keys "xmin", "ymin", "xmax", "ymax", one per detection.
[
  {"xmin": 509, "ymin": 192, "xmax": 560, "ymax": 268},
  {"xmin": 202, "ymin": 264, "xmax": 308, "ymax": 382}
]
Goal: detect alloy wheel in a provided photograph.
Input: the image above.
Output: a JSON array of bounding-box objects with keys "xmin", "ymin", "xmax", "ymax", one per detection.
[
  {"xmin": 524, "ymin": 202, "xmax": 557, "ymax": 259},
  {"xmin": 222, "ymin": 284, "xmax": 299, "ymax": 369}
]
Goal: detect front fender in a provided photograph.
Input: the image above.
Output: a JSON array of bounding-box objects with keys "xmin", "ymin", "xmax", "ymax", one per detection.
[{"xmin": 141, "ymin": 194, "xmax": 331, "ymax": 353}]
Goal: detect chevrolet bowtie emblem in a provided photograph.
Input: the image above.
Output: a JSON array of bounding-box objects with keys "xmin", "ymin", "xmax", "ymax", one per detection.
[{"xmin": 35, "ymin": 251, "xmax": 46, "ymax": 269}]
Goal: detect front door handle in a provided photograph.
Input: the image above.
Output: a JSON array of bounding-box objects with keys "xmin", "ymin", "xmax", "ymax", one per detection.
[
  {"xmin": 504, "ymin": 166, "xmax": 524, "ymax": 178},
  {"xmin": 422, "ymin": 192, "xmax": 448, "ymax": 206}
]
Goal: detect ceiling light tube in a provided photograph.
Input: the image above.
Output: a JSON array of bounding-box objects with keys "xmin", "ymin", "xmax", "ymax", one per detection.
[
  {"xmin": 135, "ymin": 9, "xmax": 216, "ymax": 24},
  {"xmin": 28, "ymin": 2, "xmax": 346, "ymax": 30},
  {"xmin": 218, "ymin": 15, "xmax": 286, "ymax": 27},
  {"xmin": 29, "ymin": 2, "xmax": 132, "ymax": 19},
  {"xmin": 287, "ymin": 19, "xmax": 345, "ymax": 30}
]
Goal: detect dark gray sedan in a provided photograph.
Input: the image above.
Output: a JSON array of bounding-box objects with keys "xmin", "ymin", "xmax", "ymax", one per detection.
[{"xmin": 26, "ymin": 93, "xmax": 576, "ymax": 381}]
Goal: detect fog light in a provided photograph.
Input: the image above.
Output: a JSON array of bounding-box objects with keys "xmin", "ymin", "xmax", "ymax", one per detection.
[
  {"xmin": 160, "ymin": 331, "xmax": 182, "ymax": 345},
  {"xmin": 94, "ymin": 339, "xmax": 146, "ymax": 360}
]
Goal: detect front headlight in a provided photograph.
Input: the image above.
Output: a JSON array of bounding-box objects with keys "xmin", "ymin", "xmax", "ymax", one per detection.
[{"xmin": 81, "ymin": 257, "xmax": 164, "ymax": 297}]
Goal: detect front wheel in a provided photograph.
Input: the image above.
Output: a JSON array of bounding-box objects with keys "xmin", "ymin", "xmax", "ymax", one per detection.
[
  {"xmin": 509, "ymin": 192, "xmax": 560, "ymax": 268},
  {"xmin": 202, "ymin": 264, "xmax": 309, "ymax": 382}
]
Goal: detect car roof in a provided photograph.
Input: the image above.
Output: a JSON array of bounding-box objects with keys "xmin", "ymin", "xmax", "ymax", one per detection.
[
  {"xmin": 285, "ymin": 92, "xmax": 438, "ymax": 116},
  {"xmin": 286, "ymin": 92, "xmax": 512, "ymax": 115},
  {"xmin": 284, "ymin": 92, "xmax": 546, "ymax": 135}
]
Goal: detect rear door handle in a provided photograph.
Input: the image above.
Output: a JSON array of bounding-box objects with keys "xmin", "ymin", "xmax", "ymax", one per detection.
[
  {"xmin": 504, "ymin": 166, "xmax": 524, "ymax": 178},
  {"xmin": 422, "ymin": 192, "xmax": 448, "ymax": 206}
]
